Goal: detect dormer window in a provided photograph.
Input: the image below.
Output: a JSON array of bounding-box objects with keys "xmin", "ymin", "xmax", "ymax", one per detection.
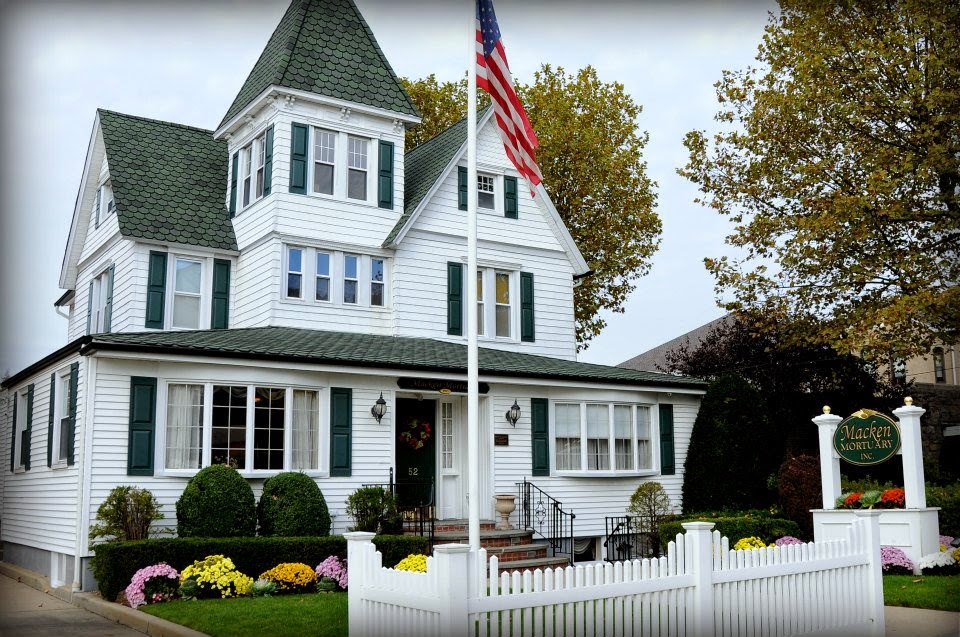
[
  {"xmin": 171, "ymin": 258, "xmax": 203, "ymax": 329},
  {"xmin": 239, "ymin": 131, "xmax": 267, "ymax": 210},
  {"xmin": 313, "ymin": 129, "xmax": 336, "ymax": 195},
  {"xmin": 103, "ymin": 182, "xmax": 115, "ymax": 215},
  {"xmin": 477, "ymin": 174, "xmax": 495, "ymax": 209},
  {"xmin": 347, "ymin": 137, "xmax": 368, "ymax": 200}
]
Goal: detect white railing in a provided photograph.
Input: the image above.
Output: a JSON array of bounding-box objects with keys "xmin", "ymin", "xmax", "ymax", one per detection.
[{"xmin": 346, "ymin": 511, "xmax": 885, "ymax": 637}]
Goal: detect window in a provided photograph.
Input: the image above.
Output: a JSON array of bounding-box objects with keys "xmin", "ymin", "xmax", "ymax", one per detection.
[
  {"xmin": 476, "ymin": 269, "xmax": 514, "ymax": 339},
  {"xmin": 172, "ymin": 258, "xmax": 202, "ymax": 329},
  {"xmin": 347, "ymin": 137, "xmax": 368, "ymax": 200},
  {"xmin": 371, "ymin": 258, "xmax": 385, "ymax": 307},
  {"xmin": 103, "ymin": 182, "xmax": 115, "ymax": 215},
  {"xmin": 90, "ymin": 268, "xmax": 111, "ymax": 333},
  {"xmin": 255, "ymin": 133, "xmax": 266, "ymax": 199},
  {"xmin": 53, "ymin": 370, "xmax": 72, "ymax": 464},
  {"xmin": 240, "ymin": 145, "xmax": 252, "ymax": 208},
  {"xmin": 933, "ymin": 348, "xmax": 946, "ymax": 383},
  {"xmin": 286, "ymin": 247, "xmax": 304, "ymax": 299},
  {"xmin": 440, "ymin": 402, "xmax": 454, "ymax": 470},
  {"xmin": 343, "ymin": 255, "xmax": 358, "ymax": 304},
  {"xmin": 13, "ymin": 390, "xmax": 28, "ymax": 470},
  {"xmin": 237, "ymin": 134, "xmax": 267, "ymax": 210},
  {"xmin": 166, "ymin": 383, "xmax": 321, "ymax": 473},
  {"xmin": 495, "ymin": 272, "xmax": 511, "ymax": 338},
  {"xmin": 476, "ymin": 270, "xmax": 485, "ymax": 335},
  {"xmin": 554, "ymin": 402, "xmax": 654, "ymax": 473},
  {"xmin": 477, "ymin": 174, "xmax": 495, "ymax": 209},
  {"xmin": 313, "ymin": 129, "xmax": 336, "ymax": 195},
  {"xmin": 892, "ymin": 358, "xmax": 906, "ymax": 383},
  {"xmin": 316, "ymin": 252, "xmax": 331, "ymax": 302}
]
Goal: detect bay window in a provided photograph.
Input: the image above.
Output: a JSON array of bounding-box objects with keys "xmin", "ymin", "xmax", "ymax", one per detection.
[
  {"xmin": 253, "ymin": 387, "xmax": 285, "ymax": 470},
  {"xmin": 292, "ymin": 390, "xmax": 320, "ymax": 470},
  {"xmin": 316, "ymin": 252, "xmax": 331, "ymax": 302},
  {"xmin": 238, "ymin": 132, "xmax": 267, "ymax": 209},
  {"xmin": 554, "ymin": 402, "xmax": 654, "ymax": 473},
  {"xmin": 281, "ymin": 244, "xmax": 389, "ymax": 308},
  {"xmin": 166, "ymin": 384, "xmax": 203, "ymax": 470}
]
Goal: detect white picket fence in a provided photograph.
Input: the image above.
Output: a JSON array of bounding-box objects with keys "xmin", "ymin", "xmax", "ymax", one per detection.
[{"xmin": 346, "ymin": 511, "xmax": 885, "ymax": 637}]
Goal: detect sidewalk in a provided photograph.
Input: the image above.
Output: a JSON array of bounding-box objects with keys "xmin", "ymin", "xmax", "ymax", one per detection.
[{"xmin": 0, "ymin": 561, "xmax": 957, "ymax": 637}]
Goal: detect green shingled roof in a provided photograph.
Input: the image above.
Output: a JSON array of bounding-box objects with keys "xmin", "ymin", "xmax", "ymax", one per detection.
[
  {"xmin": 84, "ymin": 326, "xmax": 705, "ymax": 389},
  {"xmin": 220, "ymin": 0, "xmax": 418, "ymax": 129},
  {"xmin": 97, "ymin": 109, "xmax": 237, "ymax": 251},
  {"xmin": 384, "ymin": 106, "xmax": 491, "ymax": 246}
]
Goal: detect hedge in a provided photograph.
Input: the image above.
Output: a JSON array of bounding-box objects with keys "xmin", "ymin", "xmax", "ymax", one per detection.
[
  {"xmin": 91, "ymin": 534, "xmax": 427, "ymax": 602},
  {"xmin": 659, "ymin": 516, "xmax": 802, "ymax": 551}
]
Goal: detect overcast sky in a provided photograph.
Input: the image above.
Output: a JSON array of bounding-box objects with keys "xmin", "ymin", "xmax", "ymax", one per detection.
[{"xmin": 0, "ymin": 0, "xmax": 774, "ymax": 377}]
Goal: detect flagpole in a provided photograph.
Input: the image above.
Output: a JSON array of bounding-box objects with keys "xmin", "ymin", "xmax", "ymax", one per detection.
[{"xmin": 466, "ymin": 0, "xmax": 481, "ymax": 553}]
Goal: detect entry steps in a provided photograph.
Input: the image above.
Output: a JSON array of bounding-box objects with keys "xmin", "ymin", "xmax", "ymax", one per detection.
[{"xmin": 430, "ymin": 519, "xmax": 570, "ymax": 571}]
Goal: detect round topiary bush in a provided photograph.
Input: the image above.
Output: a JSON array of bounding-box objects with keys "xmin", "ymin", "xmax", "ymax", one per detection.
[
  {"xmin": 176, "ymin": 465, "xmax": 256, "ymax": 537},
  {"xmin": 257, "ymin": 472, "xmax": 331, "ymax": 536}
]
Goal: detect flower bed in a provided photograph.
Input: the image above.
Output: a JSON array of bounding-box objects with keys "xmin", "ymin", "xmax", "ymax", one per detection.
[{"xmin": 836, "ymin": 488, "xmax": 906, "ymax": 510}]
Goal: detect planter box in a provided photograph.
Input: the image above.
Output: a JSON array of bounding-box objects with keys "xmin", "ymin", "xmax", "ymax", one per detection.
[{"xmin": 812, "ymin": 507, "xmax": 940, "ymax": 573}]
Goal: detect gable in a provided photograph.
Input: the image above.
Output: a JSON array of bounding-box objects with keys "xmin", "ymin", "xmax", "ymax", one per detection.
[
  {"xmin": 60, "ymin": 119, "xmax": 106, "ymax": 288},
  {"xmin": 218, "ymin": 0, "xmax": 418, "ymax": 131}
]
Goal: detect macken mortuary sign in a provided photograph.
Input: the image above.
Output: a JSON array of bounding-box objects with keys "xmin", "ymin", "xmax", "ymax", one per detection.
[{"xmin": 833, "ymin": 408, "xmax": 901, "ymax": 466}]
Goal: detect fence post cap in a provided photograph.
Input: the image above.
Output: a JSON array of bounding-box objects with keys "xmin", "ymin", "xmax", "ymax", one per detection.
[
  {"xmin": 433, "ymin": 543, "xmax": 472, "ymax": 554},
  {"xmin": 681, "ymin": 521, "xmax": 716, "ymax": 531},
  {"xmin": 344, "ymin": 531, "xmax": 377, "ymax": 542}
]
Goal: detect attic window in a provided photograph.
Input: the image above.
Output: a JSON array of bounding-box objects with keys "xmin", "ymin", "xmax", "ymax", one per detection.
[
  {"xmin": 103, "ymin": 183, "xmax": 115, "ymax": 215},
  {"xmin": 477, "ymin": 174, "xmax": 495, "ymax": 209}
]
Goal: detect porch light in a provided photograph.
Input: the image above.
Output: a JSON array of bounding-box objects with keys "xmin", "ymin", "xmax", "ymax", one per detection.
[
  {"xmin": 505, "ymin": 399, "xmax": 521, "ymax": 427},
  {"xmin": 371, "ymin": 392, "xmax": 387, "ymax": 424}
]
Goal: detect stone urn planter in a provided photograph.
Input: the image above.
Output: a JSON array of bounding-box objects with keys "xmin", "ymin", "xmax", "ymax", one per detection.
[{"xmin": 494, "ymin": 494, "xmax": 516, "ymax": 530}]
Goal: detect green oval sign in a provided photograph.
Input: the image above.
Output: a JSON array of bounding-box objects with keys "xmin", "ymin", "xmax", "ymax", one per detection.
[{"xmin": 834, "ymin": 409, "xmax": 901, "ymax": 466}]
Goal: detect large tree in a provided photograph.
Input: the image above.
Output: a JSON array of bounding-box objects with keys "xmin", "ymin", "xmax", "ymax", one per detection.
[
  {"xmin": 681, "ymin": 1, "xmax": 960, "ymax": 362},
  {"xmin": 400, "ymin": 66, "xmax": 660, "ymax": 348}
]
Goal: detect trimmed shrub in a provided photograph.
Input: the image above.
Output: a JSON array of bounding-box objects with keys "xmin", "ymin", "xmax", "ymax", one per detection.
[
  {"xmin": 927, "ymin": 482, "xmax": 960, "ymax": 537},
  {"xmin": 777, "ymin": 454, "xmax": 822, "ymax": 539},
  {"xmin": 345, "ymin": 486, "xmax": 403, "ymax": 533},
  {"xmin": 257, "ymin": 472, "xmax": 331, "ymax": 537},
  {"xmin": 175, "ymin": 465, "xmax": 256, "ymax": 538},
  {"xmin": 660, "ymin": 516, "xmax": 801, "ymax": 551},
  {"xmin": 89, "ymin": 486, "xmax": 163, "ymax": 543},
  {"xmin": 90, "ymin": 534, "xmax": 426, "ymax": 602}
]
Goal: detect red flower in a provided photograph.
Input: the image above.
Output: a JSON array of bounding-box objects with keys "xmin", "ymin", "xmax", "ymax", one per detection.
[
  {"xmin": 880, "ymin": 488, "xmax": 905, "ymax": 508},
  {"xmin": 844, "ymin": 492, "xmax": 863, "ymax": 507}
]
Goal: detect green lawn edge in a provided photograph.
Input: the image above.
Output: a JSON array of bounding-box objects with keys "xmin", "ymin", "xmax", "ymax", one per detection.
[{"xmin": 882, "ymin": 575, "xmax": 960, "ymax": 612}]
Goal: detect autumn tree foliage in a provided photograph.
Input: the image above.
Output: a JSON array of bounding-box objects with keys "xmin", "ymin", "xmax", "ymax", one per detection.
[
  {"xmin": 681, "ymin": 1, "xmax": 960, "ymax": 362},
  {"xmin": 400, "ymin": 66, "xmax": 660, "ymax": 348}
]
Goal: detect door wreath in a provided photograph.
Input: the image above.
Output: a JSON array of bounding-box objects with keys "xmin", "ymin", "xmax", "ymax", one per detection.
[{"xmin": 399, "ymin": 418, "xmax": 432, "ymax": 450}]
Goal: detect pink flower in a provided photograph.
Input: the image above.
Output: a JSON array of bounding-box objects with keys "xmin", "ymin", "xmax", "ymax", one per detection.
[
  {"xmin": 124, "ymin": 563, "xmax": 179, "ymax": 609},
  {"xmin": 315, "ymin": 555, "xmax": 348, "ymax": 590}
]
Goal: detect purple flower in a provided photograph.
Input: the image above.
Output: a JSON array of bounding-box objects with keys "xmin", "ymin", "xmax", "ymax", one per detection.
[
  {"xmin": 775, "ymin": 536, "xmax": 804, "ymax": 546},
  {"xmin": 124, "ymin": 563, "xmax": 179, "ymax": 609},
  {"xmin": 939, "ymin": 535, "xmax": 954, "ymax": 548},
  {"xmin": 880, "ymin": 545, "xmax": 914, "ymax": 574},
  {"xmin": 315, "ymin": 555, "xmax": 348, "ymax": 590}
]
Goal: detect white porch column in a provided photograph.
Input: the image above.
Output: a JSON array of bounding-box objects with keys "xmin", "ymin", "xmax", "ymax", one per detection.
[
  {"xmin": 892, "ymin": 397, "xmax": 927, "ymax": 509},
  {"xmin": 813, "ymin": 406, "xmax": 843, "ymax": 509}
]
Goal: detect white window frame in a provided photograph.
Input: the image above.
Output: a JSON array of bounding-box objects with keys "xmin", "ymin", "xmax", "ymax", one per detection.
[
  {"xmin": 315, "ymin": 251, "xmax": 332, "ymax": 302},
  {"xmin": 285, "ymin": 246, "xmax": 305, "ymax": 300},
  {"xmin": 280, "ymin": 244, "xmax": 389, "ymax": 309},
  {"xmin": 306, "ymin": 127, "xmax": 375, "ymax": 204},
  {"xmin": 343, "ymin": 254, "xmax": 359, "ymax": 304},
  {"xmin": 476, "ymin": 268, "xmax": 516, "ymax": 341},
  {"xmin": 157, "ymin": 381, "xmax": 327, "ymax": 477},
  {"xmin": 169, "ymin": 256, "xmax": 204, "ymax": 330},
  {"xmin": 370, "ymin": 258, "xmax": 385, "ymax": 307},
  {"xmin": 346, "ymin": 136, "xmax": 369, "ymax": 201},
  {"xmin": 51, "ymin": 368, "xmax": 72, "ymax": 467},
  {"xmin": 90, "ymin": 268, "xmax": 111, "ymax": 334},
  {"xmin": 102, "ymin": 182, "xmax": 115, "ymax": 216},
  {"xmin": 477, "ymin": 173, "xmax": 496, "ymax": 210},
  {"xmin": 12, "ymin": 389, "xmax": 28, "ymax": 471},
  {"xmin": 312, "ymin": 128, "xmax": 337, "ymax": 196},
  {"xmin": 552, "ymin": 402, "xmax": 657, "ymax": 476}
]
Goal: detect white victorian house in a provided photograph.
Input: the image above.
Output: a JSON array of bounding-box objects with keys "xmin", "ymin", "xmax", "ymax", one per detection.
[{"xmin": 1, "ymin": 0, "xmax": 705, "ymax": 591}]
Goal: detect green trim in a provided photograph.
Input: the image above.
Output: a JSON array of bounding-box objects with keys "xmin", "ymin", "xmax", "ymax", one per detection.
[
  {"xmin": 520, "ymin": 271, "xmax": 535, "ymax": 342},
  {"xmin": 103, "ymin": 264, "xmax": 115, "ymax": 333},
  {"xmin": 127, "ymin": 376, "xmax": 157, "ymax": 476},
  {"xmin": 9, "ymin": 391, "xmax": 17, "ymax": 472},
  {"xmin": 229, "ymin": 152, "xmax": 239, "ymax": 217},
  {"xmin": 94, "ymin": 186, "xmax": 102, "ymax": 229},
  {"xmin": 290, "ymin": 123, "xmax": 309, "ymax": 195},
  {"xmin": 504, "ymin": 176, "xmax": 518, "ymax": 219},
  {"xmin": 47, "ymin": 373, "xmax": 56, "ymax": 468},
  {"xmin": 659, "ymin": 404, "xmax": 675, "ymax": 476},
  {"xmin": 263, "ymin": 125, "xmax": 274, "ymax": 196},
  {"xmin": 531, "ymin": 397, "xmax": 549, "ymax": 476},
  {"xmin": 447, "ymin": 262, "xmax": 463, "ymax": 336},
  {"xmin": 457, "ymin": 166, "xmax": 468, "ymax": 210},
  {"xmin": 329, "ymin": 387, "xmax": 352, "ymax": 477},
  {"xmin": 378, "ymin": 140, "xmax": 394, "ymax": 210},
  {"xmin": 23, "ymin": 384, "xmax": 34, "ymax": 471},
  {"xmin": 211, "ymin": 259, "xmax": 231, "ymax": 329},
  {"xmin": 67, "ymin": 362, "xmax": 78, "ymax": 466},
  {"xmin": 145, "ymin": 251, "xmax": 167, "ymax": 329}
]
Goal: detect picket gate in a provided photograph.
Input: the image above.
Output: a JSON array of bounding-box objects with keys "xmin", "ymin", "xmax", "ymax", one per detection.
[{"xmin": 346, "ymin": 510, "xmax": 884, "ymax": 637}]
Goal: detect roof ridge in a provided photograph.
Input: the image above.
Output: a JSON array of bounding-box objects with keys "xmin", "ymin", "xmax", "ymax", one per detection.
[
  {"xmin": 273, "ymin": 0, "xmax": 310, "ymax": 91},
  {"xmin": 97, "ymin": 108, "xmax": 214, "ymax": 135}
]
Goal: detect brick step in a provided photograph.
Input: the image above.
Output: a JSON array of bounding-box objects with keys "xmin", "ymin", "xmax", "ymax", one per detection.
[
  {"xmin": 433, "ymin": 519, "xmax": 497, "ymax": 533},
  {"xmin": 494, "ymin": 555, "xmax": 572, "ymax": 573},
  {"xmin": 481, "ymin": 542, "xmax": 550, "ymax": 562},
  {"xmin": 433, "ymin": 528, "xmax": 535, "ymax": 547}
]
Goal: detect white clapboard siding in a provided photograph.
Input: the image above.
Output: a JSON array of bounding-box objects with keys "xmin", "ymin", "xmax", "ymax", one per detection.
[
  {"xmin": 232, "ymin": 238, "xmax": 278, "ymax": 328},
  {"xmin": 0, "ymin": 355, "xmax": 84, "ymax": 555},
  {"xmin": 77, "ymin": 137, "xmax": 121, "ymax": 264},
  {"xmin": 393, "ymin": 230, "xmax": 577, "ymax": 359},
  {"xmin": 68, "ymin": 237, "xmax": 136, "ymax": 340}
]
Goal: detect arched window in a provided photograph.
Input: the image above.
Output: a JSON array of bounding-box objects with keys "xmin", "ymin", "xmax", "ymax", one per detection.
[{"xmin": 933, "ymin": 348, "xmax": 946, "ymax": 383}]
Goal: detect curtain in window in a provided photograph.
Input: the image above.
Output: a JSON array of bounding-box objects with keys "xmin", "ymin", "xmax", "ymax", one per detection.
[
  {"xmin": 166, "ymin": 384, "xmax": 203, "ymax": 469},
  {"xmin": 555, "ymin": 403, "xmax": 581, "ymax": 470},
  {"xmin": 292, "ymin": 390, "xmax": 319, "ymax": 470},
  {"xmin": 614, "ymin": 405, "xmax": 633, "ymax": 470},
  {"xmin": 586, "ymin": 404, "xmax": 610, "ymax": 470},
  {"xmin": 636, "ymin": 406, "xmax": 651, "ymax": 469}
]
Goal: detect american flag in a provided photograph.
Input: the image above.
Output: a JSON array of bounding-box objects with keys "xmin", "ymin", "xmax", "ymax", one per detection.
[{"xmin": 476, "ymin": 0, "xmax": 542, "ymax": 195}]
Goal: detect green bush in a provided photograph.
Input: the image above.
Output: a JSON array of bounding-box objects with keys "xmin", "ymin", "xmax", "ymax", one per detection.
[
  {"xmin": 345, "ymin": 486, "xmax": 402, "ymax": 533},
  {"xmin": 777, "ymin": 455, "xmax": 822, "ymax": 539},
  {"xmin": 88, "ymin": 485, "xmax": 163, "ymax": 543},
  {"xmin": 90, "ymin": 534, "xmax": 426, "ymax": 602},
  {"xmin": 176, "ymin": 465, "xmax": 256, "ymax": 538},
  {"xmin": 927, "ymin": 482, "xmax": 960, "ymax": 537},
  {"xmin": 660, "ymin": 515, "xmax": 802, "ymax": 550},
  {"xmin": 257, "ymin": 472, "xmax": 331, "ymax": 537}
]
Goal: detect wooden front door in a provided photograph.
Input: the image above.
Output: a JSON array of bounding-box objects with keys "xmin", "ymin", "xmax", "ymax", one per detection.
[{"xmin": 395, "ymin": 398, "xmax": 436, "ymax": 508}]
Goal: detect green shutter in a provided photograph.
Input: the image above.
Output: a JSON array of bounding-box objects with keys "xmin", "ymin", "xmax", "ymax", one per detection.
[
  {"xmin": 9, "ymin": 392, "xmax": 17, "ymax": 472},
  {"xmin": 504, "ymin": 176, "xmax": 518, "ymax": 219},
  {"xmin": 86, "ymin": 281, "xmax": 94, "ymax": 335},
  {"xmin": 23, "ymin": 384, "xmax": 34, "ymax": 471},
  {"xmin": 94, "ymin": 186, "xmax": 101, "ymax": 229},
  {"xmin": 329, "ymin": 387, "xmax": 352, "ymax": 477},
  {"xmin": 103, "ymin": 264, "xmax": 115, "ymax": 333},
  {"xmin": 47, "ymin": 373, "xmax": 56, "ymax": 468},
  {"xmin": 447, "ymin": 262, "xmax": 463, "ymax": 336},
  {"xmin": 67, "ymin": 362, "xmax": 78, "ymax": 466},
  {"xmin": 290, "ymin": 123, "xmax": 309, "ymax": 195},
  {"xmin": 263, "ymin": 126, "xmax": 274, "ymax": 196},
  {"xmin": 378, "ymin": 140, "xmax": 394, "ymax": 209},
  {"xmin": 520, "ymin": 271, "xmax": 535, "ymax": 342},
  {"xmin": 659, "ymin": 404, "xmax": 675, "ymax": 476},
  {"xmin": 145, "ymin": 251, "xmax": 167, "ymax": 329},
  {"xmin": 211, "ymin": 259, "xmax": 231, "ymax": 329},
  {"xmin": 229, "ymin": 152, "xmax": 239, "ymax": 217},
  {"xmin": 127, "ymin": 376, "xmax": 157, "ymax": 476},
  {"xmin": 458, "ymin": 166, "xmax": 468, "ymax": 210},
  {"xmin": 531, "ymin": 397, "xmax": 549, "ymax": 476}
]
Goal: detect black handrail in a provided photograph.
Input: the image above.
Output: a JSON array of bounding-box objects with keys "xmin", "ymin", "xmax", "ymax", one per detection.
[
  {"xmin": 363, "ymin": 468, "xmax": 435, "ymax": 549},
  {"xmin": 516, "ymin": 478, "xmax": 575, "ymax": 565},
  {"xmin": 603, "ymin": 515, "xmax": 660, "ymax": 562}
]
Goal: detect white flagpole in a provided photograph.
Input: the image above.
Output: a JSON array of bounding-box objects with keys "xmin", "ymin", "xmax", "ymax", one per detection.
[{"xmin": 466, "ymin": 0, "xmax": 480, "ymax": 552}]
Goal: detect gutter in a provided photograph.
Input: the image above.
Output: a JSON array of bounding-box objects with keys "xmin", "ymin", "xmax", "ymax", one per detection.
[{"xmin": 1, "ymin": 337, "xmax": 89, "ymax": 389}]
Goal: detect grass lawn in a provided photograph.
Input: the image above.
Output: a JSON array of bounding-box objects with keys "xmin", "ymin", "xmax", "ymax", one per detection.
[
  {"xmin": 141, "ymin": 592, "xmax": 348, "ymax": 637},
  {"xmin": 883, "ymin": 575, "xmax": 960, "ymax": 612}
]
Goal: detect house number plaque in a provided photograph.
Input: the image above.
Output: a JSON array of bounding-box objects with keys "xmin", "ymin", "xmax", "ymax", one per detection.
[{"xmin": 494, "ymin": 434, "xmax": 509, "ymax": 446}]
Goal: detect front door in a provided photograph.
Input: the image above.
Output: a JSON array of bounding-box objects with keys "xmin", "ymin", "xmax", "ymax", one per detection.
[{"xmin": 395, "ymin": 398, "xmax": 436, "ymax": 508}]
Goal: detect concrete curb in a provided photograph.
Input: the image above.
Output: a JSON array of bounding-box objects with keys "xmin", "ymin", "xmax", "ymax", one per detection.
[{"xmin": 0, "ymin": 561, "xmax": 208, "ymax": 637}]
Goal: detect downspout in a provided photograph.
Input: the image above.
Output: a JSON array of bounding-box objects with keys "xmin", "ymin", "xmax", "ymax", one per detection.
[
  {"xmin": 952, "ymin": 347, "xmax": 958, "ymax": 385},
  {"xmin": 72, "ymin": 355, "xmax": 97, "ymax": 592}
]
